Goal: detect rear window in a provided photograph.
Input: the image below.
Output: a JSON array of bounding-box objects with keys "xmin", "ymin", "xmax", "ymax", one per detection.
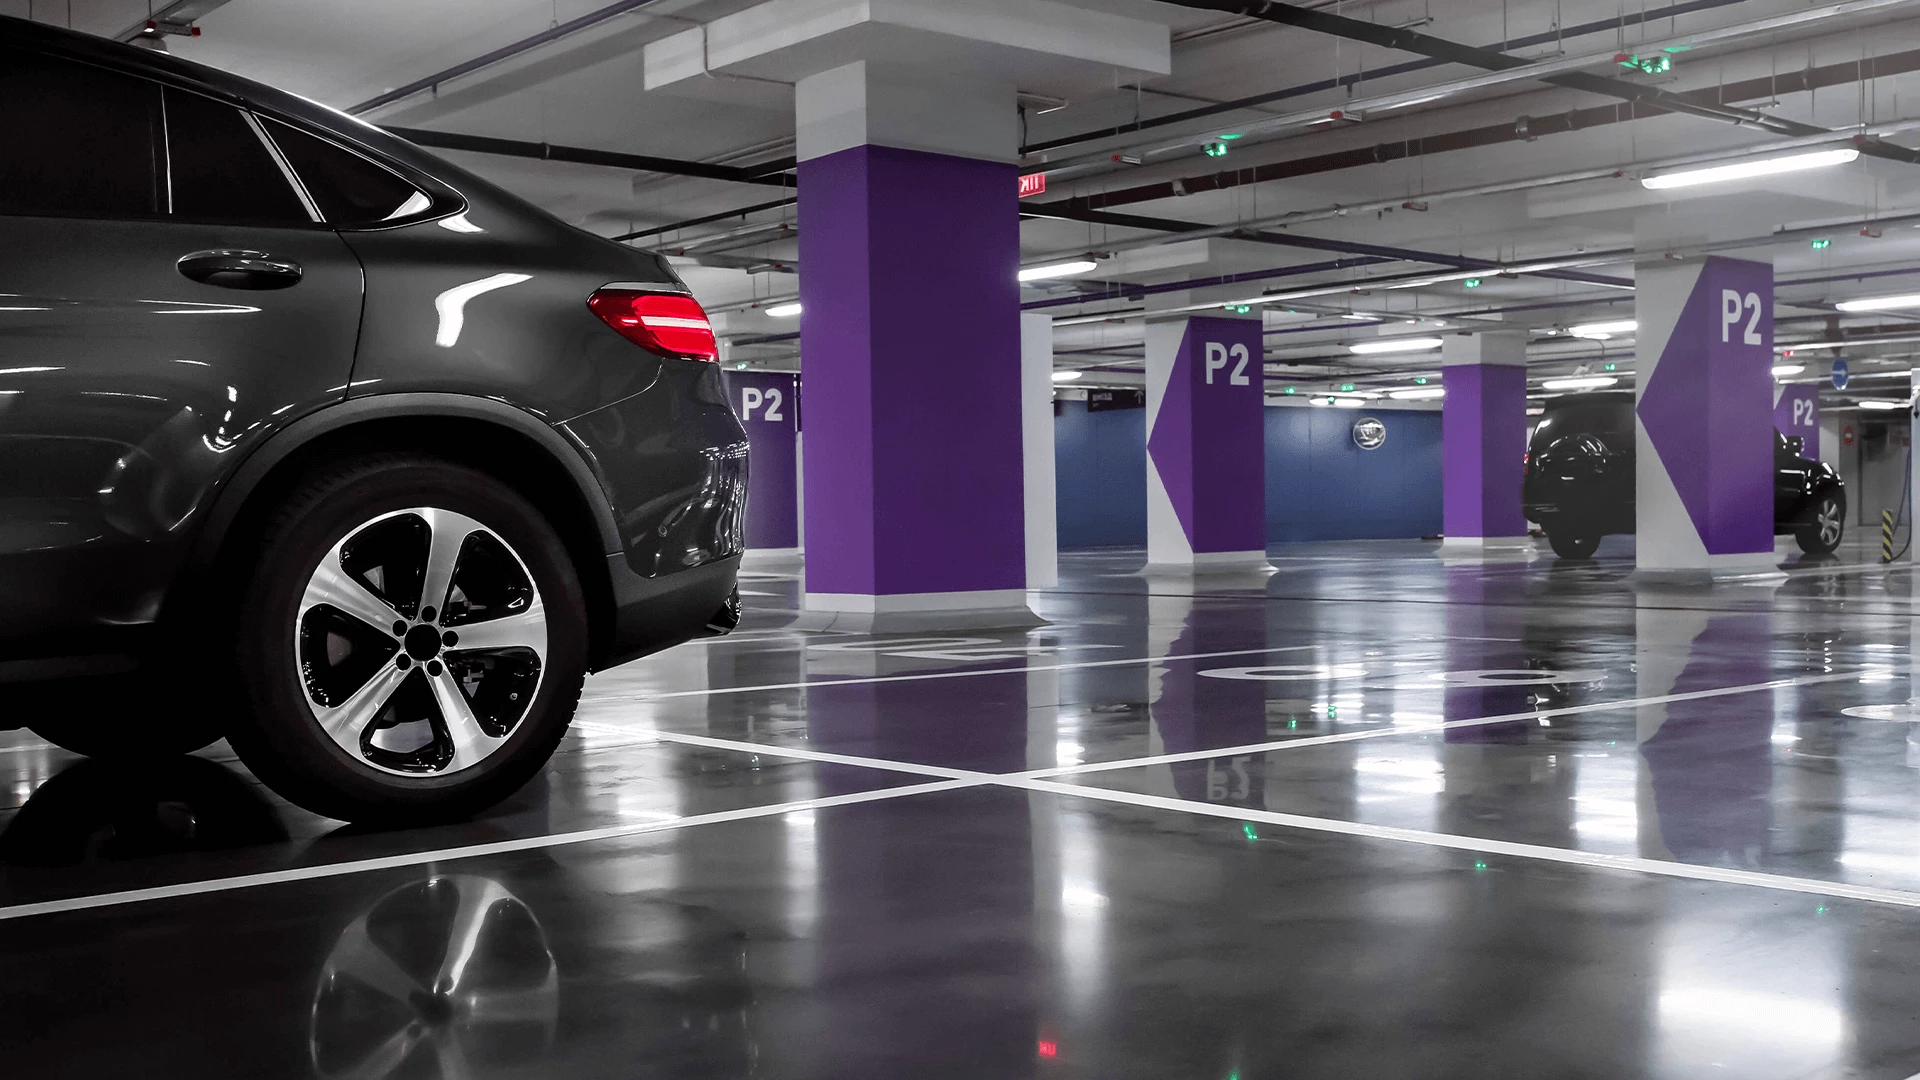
[
  {"xmin": 0, "ymin": 48, "xmax": 163, "ymax": 220},
  {"xmin": 259, "ymin": 117, "xmax": 427, "ymax": 226},
  {"xmin": 1531, "ymin": 401, "xmax": 1633, "ymax": 450}
]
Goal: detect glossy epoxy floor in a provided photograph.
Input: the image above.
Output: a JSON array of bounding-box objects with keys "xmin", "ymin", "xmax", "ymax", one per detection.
[{"xmin": 9, "ymin": 539, "xmax": 1920, "ymax": 1077}]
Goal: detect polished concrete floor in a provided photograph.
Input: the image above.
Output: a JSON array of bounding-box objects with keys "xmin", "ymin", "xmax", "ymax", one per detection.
[{"xmin": 8, "ymin": 537, "xmax": 1920, "ymax": 1077}]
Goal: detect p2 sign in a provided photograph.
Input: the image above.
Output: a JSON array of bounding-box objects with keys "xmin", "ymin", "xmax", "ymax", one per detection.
[
  {"xmin": 739, "ymin": 385, "xmax": 785, "ymax": 422},
  {"xmin": 1203, "ymin": 341, "xmax": 1251, "ymax": 386},
  {"xmin": 1720, "ymin": 289, "xmax": 1764, "ymax": 345}
]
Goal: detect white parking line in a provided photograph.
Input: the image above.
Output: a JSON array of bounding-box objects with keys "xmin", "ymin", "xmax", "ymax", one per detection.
[
  {"xmin": 652, "ymin": 729, "xmax": 1920, "ymax": 910},
  {"xmin": 0, "ymin": 778, "xmax": 975, "ymax": 923},
  {"xmin": 588, "ymin": 644, "xmax": 1324, "ymax": 701},
  {"xmin": 1025, "ymin": 665, "xmax": 1891, "ymax": 779}
]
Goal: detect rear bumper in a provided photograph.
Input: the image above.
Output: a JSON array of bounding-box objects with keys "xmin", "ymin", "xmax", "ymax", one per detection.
[{"xmin": 600, "ymin": 553, "xmax": 741, "ymax": 671}]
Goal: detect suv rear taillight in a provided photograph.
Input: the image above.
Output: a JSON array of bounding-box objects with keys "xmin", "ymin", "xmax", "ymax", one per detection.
[{"xmin": 587, "ymin": 288, "xmax": 719, "ymax": 362}]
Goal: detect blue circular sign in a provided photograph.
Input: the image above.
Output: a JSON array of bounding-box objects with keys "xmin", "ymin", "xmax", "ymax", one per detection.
[{"xmin": 1832, "ymin": 357, "xmax": 1850, "ymax": 390}]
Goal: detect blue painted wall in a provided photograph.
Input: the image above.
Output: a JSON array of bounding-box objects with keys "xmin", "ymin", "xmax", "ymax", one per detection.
[
  {"xmin": 1053, "ymin": 402, "xmax": 1443, "ymax": 548},
  {"xmin": 1055, "ymin": 399, "xmax": 1147, "ymax": 548},
  {"xmin": 1267, "ymin": 407, "xmax": 1443, "ymax": 542}
]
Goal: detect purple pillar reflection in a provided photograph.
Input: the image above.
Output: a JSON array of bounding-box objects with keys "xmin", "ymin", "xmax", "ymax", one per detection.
[
  {"xmin": 1442, "ymin": 363, "xmax": 1528, "ymax": 541},
  {"xmin": 725, "ymin": 371, "xmax": 799, "ymax": 550},
  {"xmin": 796, "ymin": 144, "xmax": 1025, "ymax": 601}
]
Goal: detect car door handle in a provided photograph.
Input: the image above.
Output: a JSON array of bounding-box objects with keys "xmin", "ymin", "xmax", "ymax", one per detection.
[{"xmin": 176, "ymin": 249, "xmax": 303, "ymax": 290}]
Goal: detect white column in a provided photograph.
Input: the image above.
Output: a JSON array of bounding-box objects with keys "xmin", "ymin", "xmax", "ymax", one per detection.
[{"xmin": 1022, "ymin": 312, "xmax": 1059, "ymax": 588}]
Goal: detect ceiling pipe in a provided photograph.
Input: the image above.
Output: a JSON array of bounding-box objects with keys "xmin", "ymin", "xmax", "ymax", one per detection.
[
  {"xmin": 1035, "ymin": 0, "xmax": 1920, "ymax": 178},
  {"xmin": 1037, "ymin": 47, "xmax": 1920, "ymax": 213},
  {"xmin": 1022, "ymin": 255, "xmax": 1397, "ymax": 311},
  {"xmin": 384, "ymin": 126, "xmax": 797, "ymax": 187},
  {"xmin": 349, "ymin": 0, "xmax": 673, "ymax": 115},
  {"xmin": 612, "ymin": 197, "xmax": 799, "ymax": 243},
  {"xmin": 1024, "ymin": 114, "xmax": 1920, "ymax": 270},
  {"xmin": 1022, "ymin": 0, "xmax": 1749, "ymax": 157},
  {"xmin": 1156, "ymin": 0, "xmax": 1918, "ymax": 153}
]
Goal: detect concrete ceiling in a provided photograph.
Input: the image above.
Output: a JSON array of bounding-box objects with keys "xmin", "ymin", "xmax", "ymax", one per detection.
[{"xmin": 14, "ymin": 0, "xmax": 1920, "ymax": 402}]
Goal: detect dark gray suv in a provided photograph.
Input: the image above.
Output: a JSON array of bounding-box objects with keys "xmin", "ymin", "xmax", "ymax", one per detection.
[{"xmin": 0, "ymin": 20, "xmax": 747, "ymax": 820}]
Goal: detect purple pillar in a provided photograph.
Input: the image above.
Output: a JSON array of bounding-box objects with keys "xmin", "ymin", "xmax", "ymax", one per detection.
[
  {"xmin": 1636, "ymin": 255, "xmax": 1776, "ymax": 573},
  {"xmin": 1441, "ymin": 332, "xmax": 1529, "ymax": 547},
  {"xmin": 795, "ymin": 142, "xmax": 1030, "ymax": 624},
  {"xmin": 1144, "ymin": 316, "xmax": 1268, "ymax": 567},
  {"xmin": 725, "ymin": 371, "xmax": 800, "ymax": 552},
  {"xmin": 1774, "ymin": 383, "xmax": 1819, "ymax": 461}
]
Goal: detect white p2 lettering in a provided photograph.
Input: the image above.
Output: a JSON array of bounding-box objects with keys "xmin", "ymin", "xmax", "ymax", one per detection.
[
  {"xmin": 1204, "ymin": 342, "xmax": 1252, "ymax": 386},
  {"xmin": 740, "ymin": 387, "xmax": 763, "ymax": 419},
  {"xmin": 1721, "ymin": 289, "xmax": 1764, "ymax": 345}
]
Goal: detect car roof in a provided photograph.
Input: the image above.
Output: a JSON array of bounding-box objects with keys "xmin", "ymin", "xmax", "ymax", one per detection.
[{"xmin": 1538, "ymin": 390, "xmax": 1634, "ymax": 410}]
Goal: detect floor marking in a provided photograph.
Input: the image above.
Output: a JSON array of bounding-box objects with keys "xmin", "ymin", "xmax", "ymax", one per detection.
[
  {"xmin": 587, "ymin": 645, "xmax": 1324, "ymax": 702},
  {"xmin": 651, "ymin": 731, "xmax": 982, "ymax": 780},
  {"xmin": 648, "ymin": 730, "xmax": 1920, "ymax": 911},
  {"xmin": 0, "ymin": 779, "xmax": 976, "ymax": 924},
  {"xmin": 1025, "ymin": 666, "xmax": 1890, "ymax": 779},
  {"xmin": 1004, "ymin": 777, "xmax": 1920, "ymax": 910}
]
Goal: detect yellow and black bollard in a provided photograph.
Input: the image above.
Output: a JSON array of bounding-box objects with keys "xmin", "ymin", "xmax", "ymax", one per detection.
[{"xmin": 1883, "ymin": 509, "xmax": 1897, "ymax": 563}]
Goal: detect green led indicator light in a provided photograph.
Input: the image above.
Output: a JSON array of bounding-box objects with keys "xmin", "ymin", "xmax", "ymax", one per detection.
[
  {"xmin": 1287, "ymin": 719, "xmax": 1298, "ymax": 729},
  {"xmin": 1464, "ymin": 277, "xmax": 1483, "ymax": 289},
  {"xmin": 1474, "ymin": 860, "xmax": 1489, "ymax": 871},
  {"xmin": 1604, "ymin": 362, "xmax": 1617, "ymax": 371},
  {"xmin": 1662, "ymin": 44, "xmax": 1691, "ymax": 53},
  {"xmin": 1327, "ymin": 704, "xmax": 1337, "ymax": 719},
  {"xmin": 1415, "ymin": 377, "xmax": 1429, "ymax": 385},
  {"xmin": 1816, "ymin": 904, "xmax": 1831, "ymax": 915},
  {"xmin": 1227, "ymin": 303, "xmax": 1252, "ymax": 314},
  {"xmin": 1218, "ymin": 132, "xmax": 1245, "ymax": 140},
  {"xmin": 1340, "ymin": 383, "xmax": 1355, "ymax": 392},
  {"xmin": 1283, "ymin": 386, "xmax": 1296, "ymax": 394},
  {"xmin": 1618, "ymin": 53, "xmax": 1672, "ymax": 75},
  {"xmin": 1242, "ymin": 823, "xmax": 1258, "ymax": 842},
  {"xmin": 1812, "ymin": 238, "xmax": 1832, "ymax": 250},
  {"xmin": 1204, "ymin": 141, "xmax": 1230, "ymax": 158}
]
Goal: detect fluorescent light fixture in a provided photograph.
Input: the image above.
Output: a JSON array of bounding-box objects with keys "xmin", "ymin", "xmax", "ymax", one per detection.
[
  {"xmin": 1340, "ymin": 313, "xmax": 1376, "ymax": 321},
  {"xmin": 1569, "ymin": 320, "xmax": 1636, "ymax": 339},
  {"xmin": 1771, "ymin": 363, "xmax": 1805, "ymax": 377},
  {"xmin": 1019, "ymin": 260, "xmax": 1098, "ymax": 283},
  {"xmin": 1835, "ymin": 292, "xmax": 1920, "ymax": 313},
  {"xmin": 1527, "ymin": 406, "xmax": 1545, "ymax": 416},
  {"xmin": 1349, "ymin": 336, "xmax": 1444, "ymax": 355},
  {"xmin": 765, "ymin": 302, "xmax": 802, "ymax": 318},
  {"xmin": 1859, "ymin": 398, "xmax": 1908, "ymax": 410},
  {"xmin": 1642, "ymin": 147, "xmax": 1860, "ymax": 190},
  {"xmin": 1051, "ymin": 370, "xmax": 1083, "ymax": 382},
  {"xmin": 1332, "ymin": 396, "xmax": 1366, "ymax": 407},
  {"xmin": 1389, "ymin": 387, "xmax": 1446, "ymax": 400},
  {"xmin": 1541, "ymin": 375, "xmax": 1619, "ymax": 390}
]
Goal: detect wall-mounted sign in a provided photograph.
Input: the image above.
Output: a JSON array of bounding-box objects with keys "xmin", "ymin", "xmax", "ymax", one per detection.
[
  {"xmin": 1018, "ymin": 173, "xmax": 1047, "ymax": 198},
  {"xmin": 1351, "ymin": 416, "xmax": 1387, "ymax": 450},
  {"xmin": 1832, "ymin": 357, "xmax": 1850, "ymax": 390},
  {"xmin": 1087, "ymin": 388, "xmax": 1145, "ymax": 411}
]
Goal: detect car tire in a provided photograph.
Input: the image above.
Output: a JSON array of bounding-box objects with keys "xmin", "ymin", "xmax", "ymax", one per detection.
[
  {"xmin": 227, "ymin": 455, "xmax": 587, "ymax": 823},
  {"xmin": 1796, "ymin": 491, "xmax": 1846, "ymax": 555},
  {"xmin": 1546, "ymin": 520, "xmax": 1602, "ymax": 560},
  {"xmin": 17, "ymin": 672, "xmax": 226, "ymax": 759}
]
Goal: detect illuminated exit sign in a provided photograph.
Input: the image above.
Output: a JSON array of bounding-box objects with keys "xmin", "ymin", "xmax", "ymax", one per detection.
[{"xmin": 1019, "ymin": 172, "xmax": 1047, "ymax": 198}]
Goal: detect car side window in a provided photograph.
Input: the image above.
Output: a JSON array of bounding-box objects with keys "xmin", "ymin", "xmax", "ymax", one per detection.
[
  {"xmin": 164, "ymin": 88, "xmax": 313, "ymax": 226},
  {"xmin": 258, "ymin": 117, "xmax": 428, "ymax": 227},
  {"xmin": 0, "ymin": 47, "xmax": 164, "ymax": 220}
]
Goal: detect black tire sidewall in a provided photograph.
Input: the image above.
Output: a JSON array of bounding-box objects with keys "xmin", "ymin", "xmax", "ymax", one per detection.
[
  {"xmin": 1797, "ymin": 493, "xmax": 1845, "ymax": 555},
  {"xmin": 232, "ymin": 459, "xmax": 587, "ymax": 821}
]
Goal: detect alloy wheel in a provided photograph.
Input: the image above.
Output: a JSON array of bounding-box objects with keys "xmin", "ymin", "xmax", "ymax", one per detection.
[
  {"xmin": 296, "ymin": 507, "xmax": 547, "ymax": 776},
  {"xmin": 1817, "ymin": 498, "xmax": 1843, "ymax": 546}
]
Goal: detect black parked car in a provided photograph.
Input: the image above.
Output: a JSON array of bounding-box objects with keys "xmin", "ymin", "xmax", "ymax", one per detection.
[
  {"xmin": 1522, "ymin": 391, "xmax": 1844, "ymax": 560},
  {"xmin": 0, "ymin": 21, "xmax": 747, "ymax": 820}
]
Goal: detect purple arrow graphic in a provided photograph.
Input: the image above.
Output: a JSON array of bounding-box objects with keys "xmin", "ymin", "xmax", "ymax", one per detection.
[{"xmin": 1635, "ymin": 256, "xmax": 1774, "ymax": 556}]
